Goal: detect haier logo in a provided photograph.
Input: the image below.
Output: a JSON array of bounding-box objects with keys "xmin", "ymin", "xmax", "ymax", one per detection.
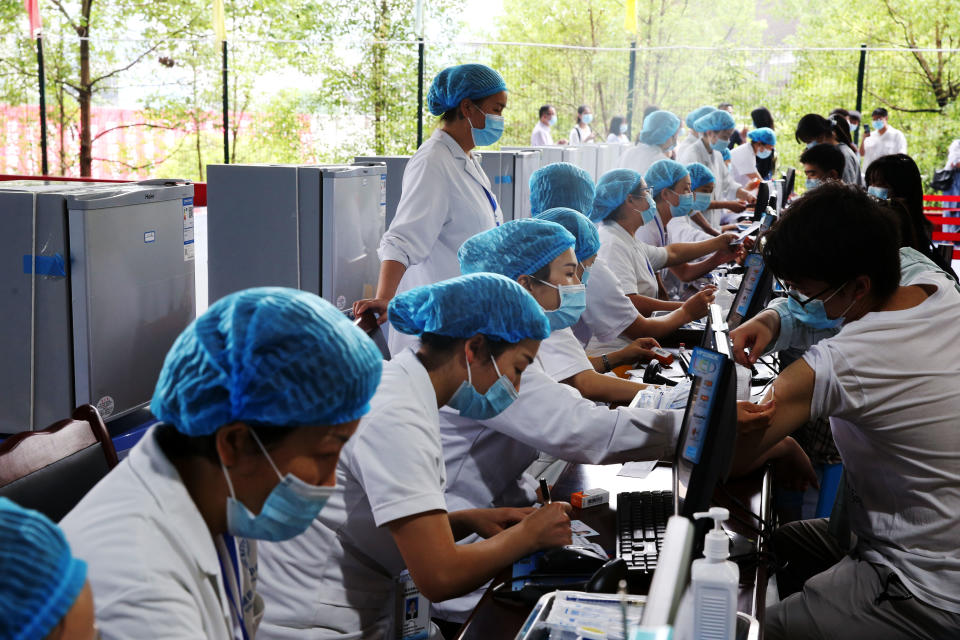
[{"xmin": 144, "ymin": 193, "xmax": 155, "ymax": 200}]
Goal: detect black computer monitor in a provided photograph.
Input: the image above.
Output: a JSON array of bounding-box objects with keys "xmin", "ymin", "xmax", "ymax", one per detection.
[
  {"xmin": 783, "ymin": 168, "xmax": 796, "ymax": 205},
  {"xmin": 751, "ymin": 181, "xmax": 770, "ymax": 222},
  {"xmin": 725, "ymin": 252, "xmax": 773, "ymax": 331},
  {"xmin": 672, "ymin": 340, "xmax": 738, "ymax": 520},
  {"xmin": 757, "ymin": 211, "xmax": 776, "ymax": 240}
]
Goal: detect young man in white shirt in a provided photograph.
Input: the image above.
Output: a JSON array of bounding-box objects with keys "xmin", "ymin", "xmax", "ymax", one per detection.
[
  {"xmin": 731, "ymin": 183, "xmax": 960, "ymax": 639},
  {"xmin": 531, "ymin": 104, "xmax": 566, "ymax": 146},
  {"xmin": 859, "ymin": 107, "xmax": 907, "ymax": 172}
]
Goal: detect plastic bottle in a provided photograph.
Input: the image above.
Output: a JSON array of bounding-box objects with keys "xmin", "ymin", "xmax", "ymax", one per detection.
[
  {"xmin": 714, "ymin": 275, "xmax": 734, "ymax": 316},
  {"xmin": 691, "ymin": 507, "xmax": 738, "ymax": 640}
]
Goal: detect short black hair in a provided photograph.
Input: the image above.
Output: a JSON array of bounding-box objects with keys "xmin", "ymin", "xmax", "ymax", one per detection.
[
  {"xmin": 751, "ymin": 107, "xmax": 774, "ymax": 129},
  {"xmin": 872, "ymin": 107, "xmax": 888, "ymax": 118},
  {"xmin": 539, "ymin": 104, "xmax": 553, "ymax": 119},
  {"xmin": 417, "ymin": 332, "xmax": 512, "ymax": 371},
  {"xmin": 800, "ymin": 143, "xmax": 845, "ymax": 177},
  {"xmin": 156, "ymin": 422, "xmax": 299, "ymax": 464},
  {"xmin": 643, "ymin": 104, "xmax": 659, "ymax": 119},
  {"xmin": 609, "ymin": 115, "xmax": 625, "ymax": 135},
  {"xmin": 829, "ymin": 107, "xmax": 849, "ymax": 119},
  {"xmin": 762, "ymin": 183, "xmax": 901, "ymax": 300},
  {"xmin": 795, "ymin": 113, "xmax": 852, "ymax": 145},
  {"xmin": 718, "ymin": 102, "xmax": 734, "ymax": 110}
]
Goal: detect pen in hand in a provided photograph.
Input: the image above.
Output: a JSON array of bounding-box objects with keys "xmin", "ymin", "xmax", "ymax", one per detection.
[{"xmin": 539, "ymin": 478, "xmax": 551, "ymax": 504}]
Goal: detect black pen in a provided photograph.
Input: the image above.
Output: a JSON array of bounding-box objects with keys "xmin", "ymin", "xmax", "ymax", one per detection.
[{"xmin": 539, "ymin": 478, "xmax": 551, "ymax": 504}]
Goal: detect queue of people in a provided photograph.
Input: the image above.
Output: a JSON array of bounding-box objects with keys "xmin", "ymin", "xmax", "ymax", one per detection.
[{"xmin": 5, "ymin": 60, "xmax": 957, "ymax": 640}]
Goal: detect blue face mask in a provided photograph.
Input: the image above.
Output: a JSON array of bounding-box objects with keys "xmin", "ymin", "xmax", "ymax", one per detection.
[
  {"xmin": 806, "ymin": 141, "xmax": 818, "ymax": 149},
  {"xmin": 538, "ymin": 280, "xmax": 587, "ymax": 330},
  {"xmin": 805, "ymin": 177, "xmax": 822, "ymax": 191},
  {"xmin": 619, "ymin": 123, "xmax": 628, "ymax": 134},
  {"xmin": 849, "ymin": 122, "xmax": 859, "ymax": 132},
  {"xmin": 222, "ymin": 430, "xmax": 336, "ymax": 542},
  {"xmin": 868, "ymin": 185, "xmax": 889, "ymax": 200},
  {"xmin": 756, "ymin": 148, "xmax": 773, "ymax": 159},
  {"xmin": 470, "ymin": 103, "xmax": 504, "ymax": 147},
  {"xmin": 579, "ymin": 263, "xmax": 592, "ymax": 285},
  {"xmin": 669, "ymin": 191, "xmax": 695, "ymax": 217},
  {"xmin": 549, "ymin": 115, "xmax": 558, "ymax": 127},
  {"xmin": 872, "ymin": 119, "xmax": 885, "ymax": 131},
  {"xmin": 693, "ymin": 192, "xmax": 712, "ymax": 212},
  {"xmin": 783, "ymin": 283, "xmax": 852, "ymax": 330},
  {"xmin": 632, "ymin": 193, "xmax": 658, "ymax": 225},
  {"xmin": 711, "ymin": 138, "xmax": 729, "ymax": 153},
  {"xmin": 582, "ymin": 113, "xmax": 593, "ymax": 125},
  {"xmin": 447, "ymin": 354, "xmax": 519, "ymax": 419}
]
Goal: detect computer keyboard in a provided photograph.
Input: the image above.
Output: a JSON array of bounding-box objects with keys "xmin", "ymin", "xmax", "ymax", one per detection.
[{"xmin": 616, "ymin": 490, "xmax": 674, "ymax": 572}]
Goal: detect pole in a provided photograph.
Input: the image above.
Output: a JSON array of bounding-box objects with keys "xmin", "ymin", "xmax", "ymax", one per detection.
[
  {"xmin": 417, "ymin": 38, "xmax": 424, "ymax": 148},
  {"xmin": 222, "ymin": 39, "xmax": 229, "ymax": 163},
  {"xmin": 36, "ymin": 35, "xmax": 49, "ymax": 175},
  {"xmin": 625, "ymin": 41, "xmax": 637, "ymax": 139},
  {"xmin": 854, "ymin": 43, "xmax": 867, "ymax": 146}
]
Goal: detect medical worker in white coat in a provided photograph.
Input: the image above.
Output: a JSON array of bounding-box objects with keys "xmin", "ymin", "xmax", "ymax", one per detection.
[
  {"xmin": 353, "ymin": 63, "xmax": 507, "ymax": 354},
  {"xmin": 677, "ymin": 105, "xmax": 715, "ymax": 154},
  {"xmin": 677, "ymin": 108, "xmax": 754, "ymax": 234},
  {"xmin": 729, "ymin": 127, "xmax": 776, "ymax": 187},
  {"xmin": 257, "ymin": 274, "xmax": 572, "ymax": 639},
  {"xmin": 61, "ymin": 288, "xmax": 382, "ymax": 640},
  {"xmin": 619, "ymin": 110, "xmax": 680, "ymax": 174}
]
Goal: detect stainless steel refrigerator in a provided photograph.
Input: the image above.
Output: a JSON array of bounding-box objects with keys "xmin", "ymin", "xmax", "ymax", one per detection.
[
  {"xmin": 206, "ymin": 163, "xmax": 387, "ymax": 313},
  {"xmin": 355, "ymin": 156, "xmax": 409, "ymax": 229},
  {"xmin": 477, "ymin": 150, "xmax": 540, "ymax": 221},
  {"xmin": 0, "ymin": 179, "xmax": 196, "ymax": 433}
]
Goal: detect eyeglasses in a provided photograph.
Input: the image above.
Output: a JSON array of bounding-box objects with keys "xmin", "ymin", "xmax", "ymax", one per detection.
[
  {"xmin": 630, "ymin": 187, "xmax": 652, "ymax": 197},
  {"xmin": 775, "ymin": 276, "xmax": 846, "ymax": 308}
]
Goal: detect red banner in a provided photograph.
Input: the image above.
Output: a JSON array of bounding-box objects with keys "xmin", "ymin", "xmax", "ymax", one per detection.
[{"xmin": 23, "ymin": 0, "xmax": 41, "ymax": 38}]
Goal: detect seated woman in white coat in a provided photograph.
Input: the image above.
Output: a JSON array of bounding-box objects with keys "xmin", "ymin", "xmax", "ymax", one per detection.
[
  {"xmin": 257, "ymin": 274, "xmax": 573, "ymax": 639},
  {"xmin": 61, "ymin": 288, "xmax": 383, "ymax": 640},
  {"xmin": 592, "ymin": 168, "xmax": 734, "ymax": 313},
  {"xmin": 353, "ymin": 63, "xmax": 508, "ymax": 354},
  {"xmin": 619, "ymin": 109, "xmax": 680, "ymax": 174}
]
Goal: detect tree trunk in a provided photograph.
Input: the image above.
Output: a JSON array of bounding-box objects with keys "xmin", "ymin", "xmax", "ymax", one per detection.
[{"xmin": 78, "ymin": 0, "xmax": 93, "ymax": 176}]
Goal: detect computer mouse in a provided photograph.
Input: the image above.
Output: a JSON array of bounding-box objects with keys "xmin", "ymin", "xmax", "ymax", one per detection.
[
  {"xmin": 537, "ymin": 546, "xmax": 609, "ymax": 576},
  {"xmin": 585, "ymin": 558, "xmax": 629, "ymax": 594}
]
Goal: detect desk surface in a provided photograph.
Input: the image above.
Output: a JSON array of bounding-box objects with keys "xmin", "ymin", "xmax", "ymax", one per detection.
[{"xmin": 455, "ymin": 462, "xmax": 772, "ymax": 640}]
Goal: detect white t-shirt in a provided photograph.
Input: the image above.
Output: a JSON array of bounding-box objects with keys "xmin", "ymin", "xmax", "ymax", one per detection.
[
  {"xmin": 536, "ymin": 327, "xmax": 593, "ymax": 382},
  {"xmin": 862, "ymin": 124, "xmax": 907, "ymax": 172},
  {"xmin": 802, "ymin": 271, "xmax": 960, "ymax": 614},
  {"xmin": 619, "ymin": 143, "xmax": 668, "ymax": 175},
  {"xmin": 257, "ymin": 350, "xmax": 446, "ymax": 638},
  {"xmin": 607, "ymin": 133, "xmax": 629, "ymax": 144},
  {"xmin": 729, "ymin": 141, "xmax": 759, "ymax": 186},
  {"xmin": 531, "ymin": 121, "xmax": 554, "ymax": 146},
  {"xmin": 573, "ymin": 259, "xmax": 639, "ymax": 346},
  {"xmin": 597, "ymin": 221, "xmax": 667, "ymax": 297},
  {"xmin": 569, "ymin": 125, "xmax": 593, "ymax": 144}
]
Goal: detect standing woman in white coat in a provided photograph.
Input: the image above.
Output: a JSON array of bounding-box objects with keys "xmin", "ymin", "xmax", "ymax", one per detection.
[
  {"xmin": 257, "ymin": 274, "xmax": 572, "ymax": 639},
  {"xmin": 353, "ymin": 63, "xmax": 508, "ymax": 354},
  {"xmin": 61, "ymin": 288, "xmax": 383, "ymax": 640}
]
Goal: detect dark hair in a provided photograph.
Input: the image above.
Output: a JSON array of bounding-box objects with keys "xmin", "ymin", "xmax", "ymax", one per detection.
[
  {"xmin": 718, "ymin": 102, "xmax": 734, "ymax": 110},
  {"xmin": 643, "ymin": 105, "xmax": 659, "ymax": 119},
  {"xmin": 865, "ymin": 153, "xmax": 933, "ymax": 250},
  {"xmin": 576, "ymin": 105, "xmax": 589, "ymax": 123},
  {"xmin": 794, "ymin": 113, "xmax": 852, "ymax": 145},
  {"xmin": 800, "ymin": 143, "xmax": 845, "ymax": 177},
  {"xmin": 751, "ymin": 107, "xmax": 774, "ymax": 130},
  {"xmin": 762, "ymin": 183, "xmax": 901, "ymax": 300},
  {"xmin": 539, "ymin": 104, "xmax": 553, "ymax": 119},
  {"xmin": 872, "ymin": 107, "xmax": 888, "ymax": 118},
  {"xmin": 418, "ymin": 332, "xmax": 512, "ymax": 371},
  {"xmin": 441, "ymin": 105, "xmax": 464, "ymax": 122},
  {"xmin": 829, "ymin": 108, "xmax": 849, "ymax": 119},
  {"xmin": 156, "ymin": 422, "xmax": 299, "ymax": 464},
  {"xmin": 609, "ymin": 115, "xmax": 625, "ymax": 136}
]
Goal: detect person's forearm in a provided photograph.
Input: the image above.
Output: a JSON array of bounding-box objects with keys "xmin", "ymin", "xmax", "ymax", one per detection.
[
  {"xmin": 690, "ymin": 211, "xmax": 720, "ymax": 236},
  {"xmin": 664, "ymin": 238, "xmax": 725, "ymax": 266},
  {"xmin": 563, "ymin": 370, "xmax": 645, "ymax": 404},
  {"xmin": 627, "ymin": 294, "xmax": 682, "ymax": 314},
  {"xmin": 731, "ymin": 435, "xmax": 796, "ymax": 477},
  {"xmin": 447, "ymin": 509, "xmax": 483, "ymax": 541},
  {"xmin": 374, "ymin": 259, "xmax": 407, "ymax": 300},
  {"xmin": 621, "ymin": 305, "xmax": 693, "ymax": 340},
  {"xmin": 670, "ymin": 252, "xmax": 728, "ymax": 282}
]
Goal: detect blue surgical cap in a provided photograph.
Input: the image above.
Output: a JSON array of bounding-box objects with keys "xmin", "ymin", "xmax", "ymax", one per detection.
[
  {"xmin": 427, "ymin": 64, "xmax": 507, "ymax": 116},
  {"xmin": 687, "ymin": 162, "xmax": 716, "ymax": 191},
  {"xmin": 685, "ymin": 106, "xmax": 716, "ymax": 130},
  {"xmin": 645, "ymin": 159, "xmax": 690, "ymax": 199},
  {"xmin": 694, "ymin": 109, "xmax": 736, "ymax": 133},
  {"xmin": 748, "ymin": 127, "xmax": 776, "ymax": 146},
  {"xmin": 529, "ymin": 162, "xmax": 596, "ymax": 216},
  {"xmin": 535, "ymin": 207, "xmax": 601, "ymax": 261},
  {"xmin": 389, "ymin": 273, "xmax": 550, "ymax": 343},
  {"xmin": 151, "ymin": 287, "xmax": 383, "ymax": 436},
  {"xmin": 639, "ymin": 110, "xmax": 681, "ymax": 146},
  {"xmin": 592, "ymin": 169, "xmax": 643, "ymax": 222},
  {"xmin": 459, "ymin": 219, "xmax": 576, "ymax": 280},
  {"xmin": 0, "ymin": 498, "xmax": 87, "ymax": 640}
]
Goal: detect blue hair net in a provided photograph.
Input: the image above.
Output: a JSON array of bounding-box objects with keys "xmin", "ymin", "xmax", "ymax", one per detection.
[
  {"xmin": 639, "ymin": 110, "xmax": 681, "ymax": 146},
  {"xmin": 389, "ymin": 273, "xmax": 550, "ymax": 342},
  {"xmin": 529, "ymin": 162, "xmax": 596, "ymax": 216},
  {"xmin": 685, "ymin": 105, "xmax": 716, "ymax": 130},
  {"xmin": 748, "ymin": 127, "xmax": 776, "ymax": 146},
  {"xmin": 686, "ymin": 162, "xmax": 716, "ymax": 191},
  {"xmin": 0, "ymin": 497, "xmax": 87, "ymax": 640},
  {"xmin": 592, "ymin": 169, "xmax": 643, "ymax": 222},
  {"xmin": 535, "ymin": 207, "xmax": 601, "ymax": 261},
  {"xmin": 645, "ymin": 159, "xmax": 690, "ymax": 199},
  {"xmin": 427, "ymin": 64, "xmax": 507, "ymax": 116},
  {"xmin": 459, "ymin": 219, "xmax": 576, "ymax": 280},
  {"xmin": 151, "ymin": 287, "xmax": 383, "ymax": 436},
  {"xmin": 694, "ymin": 109, "xmax": 736, "ymax": 133}
]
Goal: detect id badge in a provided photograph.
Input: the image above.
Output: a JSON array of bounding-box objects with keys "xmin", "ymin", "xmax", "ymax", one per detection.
[{"xmin": 395, "ymin": 570, "xmax": 430, "ymax": 640}]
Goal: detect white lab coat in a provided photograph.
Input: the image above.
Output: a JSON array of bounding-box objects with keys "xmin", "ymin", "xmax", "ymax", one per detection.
[
  {"xmin": 597, "ymin": 221, "xmax": 668, "ymax": 298},
  {"xmin": 536, "ymin": 327, "xmax": 594, "ymax": 382},
  {"xmin": 677, "ymin": 139, "xmax": 740, "ymax": 229},
  {"xmin": 257, "ymin": 350, "xmax": 444, "ymax": 639},
  {"xmin": 572, "ymin": 259, "xmax": 639, "ymax": 349},
  {"xmin": 729, "ymin": 141, "xmax": 760, "ymax": 186},
  {"xmin": 440, "ymin": 360, "xmax": 682, "ymax": 513},
  {"xmin": 619, "ymin": 142, "xmax": 668, "ymax": 175},
  {"xmin": 379, "ymin": 129, "xmax": 503, "ymax": 354},
  {"xmin": 61, "ymin": 426, "xmax": 263, "ymax": 640},
  {"xmin": 677, "ymin": 132, "xmax": 699, "ymax": 153}
]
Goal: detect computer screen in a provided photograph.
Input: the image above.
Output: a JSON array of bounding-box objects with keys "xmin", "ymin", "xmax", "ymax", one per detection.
[
  {"xmin": 751, "ymin": 181, "xmax": 770, "ymax": 222},
  {"xmin": 725, "ymin": 253, "xmax": 772, "ymax": 331},
  {"xmin": 783, "ymin": 168, "xmax": 796, "ymax": 205},
  {"xmin": 758, "ymin": 211, "xmax": 776, "ymax": 239}
]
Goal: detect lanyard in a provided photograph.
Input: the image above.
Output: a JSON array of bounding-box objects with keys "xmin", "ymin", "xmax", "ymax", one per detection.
[
  {"xmin": 217, "ymin": 534, "xmax": 251, "ymax": 640},
  {"xmin": 654, "ymin": 215, "xmax": 666, "ymax": 247},
  {"xmin": 481, "ymin": 185, "xmax": 499, "ymax": 224}
]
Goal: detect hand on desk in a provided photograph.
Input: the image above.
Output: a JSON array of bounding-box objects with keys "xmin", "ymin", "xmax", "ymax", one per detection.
[
  {"xmin": 737, "ymin": 400, "xmax": 775, "ymax": 433},
  {"xmin": 622, "ymin": 337, "xmax": 662, "ymax": 366}
]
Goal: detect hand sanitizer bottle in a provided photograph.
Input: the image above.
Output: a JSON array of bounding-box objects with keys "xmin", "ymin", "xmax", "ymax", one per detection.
[{"xmin": 691, "ymin": 507, "xmax": 738, "ymax": 640}]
